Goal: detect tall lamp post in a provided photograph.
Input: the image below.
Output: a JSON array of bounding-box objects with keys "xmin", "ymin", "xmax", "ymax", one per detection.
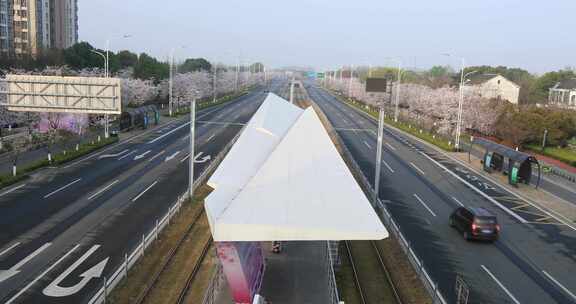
[
  {"xmin": 90, "ymin": 49, "xmax": 109, "ymax": 138},
  {"xmin": 103, "ymin": 34, "xmax": 131, "ymax": 138},
  {"xmin": 384, "ymin": 58, "xmax": 402, "ymax": 123},
  {"xmin": 189, "ymin": 89, "xmax": 200, "ymax": 201}
]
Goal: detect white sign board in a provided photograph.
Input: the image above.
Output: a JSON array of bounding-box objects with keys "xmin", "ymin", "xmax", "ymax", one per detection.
[{"xmin": 5, "ymin": 75, "xmax": 122, "ymax": 114}]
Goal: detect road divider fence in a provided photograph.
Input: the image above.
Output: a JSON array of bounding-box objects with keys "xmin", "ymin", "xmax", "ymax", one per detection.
[{"xmin": 88, "ymin": 125, "xmax": 245, "ymax": 304}]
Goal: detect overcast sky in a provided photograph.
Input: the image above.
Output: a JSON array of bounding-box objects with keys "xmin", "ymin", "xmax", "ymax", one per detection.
[{"xmin": 79, "ymin": 0, "xmax": 575, "ymax": 74}]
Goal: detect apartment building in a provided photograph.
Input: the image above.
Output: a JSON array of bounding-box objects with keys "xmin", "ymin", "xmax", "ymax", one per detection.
[{"xmin": 1, "ymin": 0, "xmax": 77, "ymax": 57}]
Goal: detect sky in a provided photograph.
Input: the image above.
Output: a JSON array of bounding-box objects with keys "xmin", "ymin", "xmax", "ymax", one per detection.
[{"xmin": 79, "ymin": 0, "xmax": 575, "ymax": 74}]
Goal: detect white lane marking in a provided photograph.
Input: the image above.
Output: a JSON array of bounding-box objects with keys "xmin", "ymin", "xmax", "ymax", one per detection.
[
  {"xmin": 410, "ymin": 162, "xmax": 426, "ymax": 175},
  {"xmin": 363, "ymin": 140, "xmax": 372, "ymax": 149},
  {"xmin": 44, "ymin": 178, "xmax": 82, "ymax": 199},
  {"xmin": 542, "ymin": 270, "xmax": 576, "ymax": 301},
  {"xmin": 206, "ymin": 134, "xmax": 215, "ymax": 142},
  {"xmin": 148, "ymin": 122, "xmax": 190, "ymax": 144},
  {"xmin": 134, "ymin": 150, "xmax": 151, "ymax": 160},
  {"xmin": 481, "ymin": 265, "xmax": 521, "ymax": 304},
  {"xmin": 0, "ymin": 243, "xmax": 51, "ymax": 282},
  {"xmin": 385, "ymin": 143, "xmax": 396, "ymax": 151},
  {"xmin": 88, "ymin": 180, "xmax": 119, "ymax": 200},
  {"xmin": 0, "ymin": 184, "xmax": 26, "ymax": 197},
  {"xmin": 117, "ymin": 150, "xmax": 136, "ymax": 160},
  {"xmin": 98, "ymin": 149, "xmax": 129, "ymax": 160},
  {"xmin": 148, "ymin": 150, "xmax": 165, "ymax": 162},
  {"xmin": 195, "ymin": 153, "xmax": 211, "ymax": 163},
  {"xmin": 43, "ymin": 245, "xmax": 108, "ymax": 297},
  {"xmin": 382, "ymin": 160, "xmax": 395, "ymax": 173},
  {"xmin": 4, "ymin": 244, "xmax": 80, "ymax": 304},
  {"xmin": 452, "ymin": 196, "xmax": 465, "ymax": 207},
  {"xmin": 419, "ymin": 151, "xmax": 528, "ymax": 224},
  {"xmin": 165, "ymin": 151, "xmax": 181, "ymax": 162},
  {"xmin": 181, "ymin": 135, "xmax": 190, "ymax": 142},
  {"xmin": 0, "ymin": 242, "xmax": 21, "ymax": 258},
  {"xmin": 413, "ymin": 194, "xmax": 437, "ymax": 217},
  {"xmin": 132, "ymin": 181, "xmax": 158, "ymax": 202},
  {"xmin": 180, "ymin": 153, "xmax": 191, "ymax": 163}
]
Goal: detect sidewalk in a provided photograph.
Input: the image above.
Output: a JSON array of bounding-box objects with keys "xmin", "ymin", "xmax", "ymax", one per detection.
[
  {"xmin": 451, "ymin": 151, "xmax": 576, "ymax": 225},
  {"xmin": 0, "ymin": 112, "xmax": 184, "ymax": 177}
]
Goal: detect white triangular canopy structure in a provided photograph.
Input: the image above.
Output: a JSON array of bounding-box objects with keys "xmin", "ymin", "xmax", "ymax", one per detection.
[{"xmin": 205, "ymin": 93, "xmax": 388, "ymax": 241}]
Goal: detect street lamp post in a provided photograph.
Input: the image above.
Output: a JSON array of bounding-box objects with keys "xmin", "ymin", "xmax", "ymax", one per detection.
[
  {"xmin": 374, "ymin": 101, "xmax": 385, "ymax": 205},
  {"xmin": 169, "ymin": 48, "xmax": 175, "ymax": 117},
  {"xmin": 189, "ymin": 97, "xmax": 196, "ymax": 201},
  {"xmin": 455, "ymin": 68, "xmax": 478, "ymax": 151},
  {"xmin": 90, "ymin": 49, "xmax": 109, "ymax": 138}
]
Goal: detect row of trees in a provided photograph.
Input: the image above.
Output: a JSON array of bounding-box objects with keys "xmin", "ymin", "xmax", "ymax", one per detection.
[
  {"xmin": 332, "ymin": 65, "xmax": 575, "ymax": 105},
  {"xmin": 325, "ymin": 76, "xmax": 576, "ymax": 148}
]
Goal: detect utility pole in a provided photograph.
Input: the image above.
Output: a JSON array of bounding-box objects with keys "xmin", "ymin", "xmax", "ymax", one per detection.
[
  {"xmin": 289, "ymin": 78, "xmax": 295, "ymax": 104},
  {"xmin": 394, "ymin": 60, "xmax": 402, "ymax": 123},
  {"xmin": 169, "ymin": 49, "xmax": 175, "ymax": 117},
  {"xmin": 374, "ymin": 101, "xmax": 385, "ymax": 205},
  {"xmin": 189, "ymin": 98, "xmax": 196, "ymax": 201},
  {"xmin": 542, "ymin": 129, "xmax": 548, "ymax": 152},
  {"xmin": 235, "ymin": 58, "xmax": 239, "ymax": 93},
  {"xmin": 348, "ymin": 65, "xmax": 354, "ymax": 98},
  {"xmin": 213, "ymin": 63, "xmax": 217, "ymax": 103}
]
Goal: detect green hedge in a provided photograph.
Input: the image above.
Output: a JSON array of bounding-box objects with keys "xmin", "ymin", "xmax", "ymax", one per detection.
[
  {"xmin": 525, "ymin": 144, "xmax": 576, "ymax": 167},
  {"xmin": 0, "ymin": 136, "xmax": 118, "ymax": 189}
]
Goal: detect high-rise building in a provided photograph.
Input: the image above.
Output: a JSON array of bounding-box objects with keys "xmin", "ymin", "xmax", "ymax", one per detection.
[
  {"xmin": 50, "ymin": 0, "xmax": 77, "ymax": 49},
  {"xmin": 0, "ymin": 0, "xmax": 13, "ymax": 55},
  {"xmin": 1, "ymin": 0, "xmax": 77, "ymax": 57}
]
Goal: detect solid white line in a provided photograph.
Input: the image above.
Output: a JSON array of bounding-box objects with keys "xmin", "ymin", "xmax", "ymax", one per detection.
[
  {"xmin": 0, "ymin": 184, "xmax": 26, "ymax": 197},
  {"xmin": 481, "ymin": 265, "xmax": 521, "ymax": 304},
  {"xmin": 410, "ymin": 162, "xmax": 426, "ymax": 175},
  {"xmin": 132, "ymin": 181, "xmax": 158, "ymax": 202},
  {"xmin": 452, "ymin": 196, "xmax": 465, "ymax": 207},
  {"xmin": 4, "ymin": 244, "xmax": 80, "ymax": 304},
  {"xmin": 206, "ymin": 134, "xmax": 215, "ymax": 142},
  {"xmin": 88, "ymin": 180, "xmax": 119, "ymax": 200},
  {"xmin": 413, "ymin": 194, "xmax": 437, "ymax": 217},
  {"xmin": 180, "ymin": 153, "xmax": 191, "ymax": 163},
  {"xmin": 382, "ymin": 160, "xmax": 395, "ymax": 173},
  {"xmin": 43, "ymin": 178, "xmax": 81, "ymax": 198},
  {"xmin": 0, "ymin": 242, "xmax": 20, "ymax": 258},
  {"xmin": 117, "ymin": 150, "xmax": 136, "ymax": 160},
  {"xmin": 363, "ymin": 140, "xmax": 372, "ymax": 149},
  {"xmin": 148, "ymin": 150, "xmax": 165, "ymax": 162},
  {"xmin": 542, "ymin": 270, "xmax": 576, "ymax": 301},
  {"xmin": 385, "ymin": 143, "xmax": 396, "ymax": 150},
  {"xmin": 148, "ymin": 122, "xmax": 190, "ymax": 144},
  {"xmin": 419, "ymin": 151, "xmax": 528, "ymax": 224}
]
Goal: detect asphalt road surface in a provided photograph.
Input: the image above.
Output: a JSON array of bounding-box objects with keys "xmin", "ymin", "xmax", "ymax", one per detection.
[
  {"xmin": 0, "ymin": 80, "xmax": 285, "ymax": 304},
  {"xmin": 307, "ymin": 83, "xmax": 576, "ymax": 304}
]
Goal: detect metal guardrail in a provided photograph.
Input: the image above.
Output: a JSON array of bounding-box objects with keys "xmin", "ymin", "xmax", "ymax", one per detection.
[
  {"xmin": 87, "ymin": 126, "xmax": 243, "ymax": 304},
  {"xmin": 201, "ymin": 264, "xmax": 225, "ymax": 304},
  {"xmin": 326, "ymin": 241, "xmax": 341, "ymax": 304},
  {"xmin": 308, "ymin": 97, "xmax": 448, "ymax": 304}
]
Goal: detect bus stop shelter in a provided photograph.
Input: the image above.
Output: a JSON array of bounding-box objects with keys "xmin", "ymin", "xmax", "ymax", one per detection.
[{"xmin": 469, "ymin": 137, "xmax": 541, "ymax": 188}]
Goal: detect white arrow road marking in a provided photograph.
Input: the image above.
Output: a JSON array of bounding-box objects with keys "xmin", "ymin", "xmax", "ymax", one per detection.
[
  {"xmin": 0, "ymin": 184, "xmax": 27, "ymax": 198},
  {"xmin": 132, "ymin": 181, "xmax": 158, "ymax": 202},
  {"xmin": 5, "ymin": 245, "xmax": 79, "ymax": 304},
  {"xmin": 117, "ymin": 150, "xmax": 136, "ymax": 160},
  {"xmin": 0, "ymin": 243, "xmax": 51, "ymax": 282},
  {"xmin": 164, "ymin": 151, "xmax": 181, "ymax": 162},
  {"xmin": 0, "ymin": 242, "xmax": 21, "ymax": 258},
  {"xmin": 88, "ymin": 180, "xmax": 119, "ymax": 200},
  {"xmin": 43, "ymin": 245, "xmax": 108, "ymax": 297},
  {"xmin": 98, "ymin": 149, "xmax": 129, "ymax": 159},
  {"xmin": 148, "ymin": 150, "xmax": 165, "ymax": 162},
  {"xmin": 44, "ymin": 179, "xmax": 82, "ymax": 199},
  {"xmin": 134, "ymin": 150, "xmax": 151, "ymax": 160},
  {"xmin": 180, "ymin": 152, "xmax": 211, "ymax": 163}
]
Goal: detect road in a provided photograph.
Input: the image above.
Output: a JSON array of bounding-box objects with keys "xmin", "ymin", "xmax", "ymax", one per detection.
[
  {"xmin": 0, "ymin": 80, "xmax": 285, "ymax": 304},
  {"xmin": 306, "ymin": 84, "xmax": 576, "ymax": 304}
]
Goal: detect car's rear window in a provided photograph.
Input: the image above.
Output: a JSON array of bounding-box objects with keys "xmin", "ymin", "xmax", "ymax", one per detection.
[{"xmin": 474, "ymin": 217, "xmax": 496, "ymax": 224}]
